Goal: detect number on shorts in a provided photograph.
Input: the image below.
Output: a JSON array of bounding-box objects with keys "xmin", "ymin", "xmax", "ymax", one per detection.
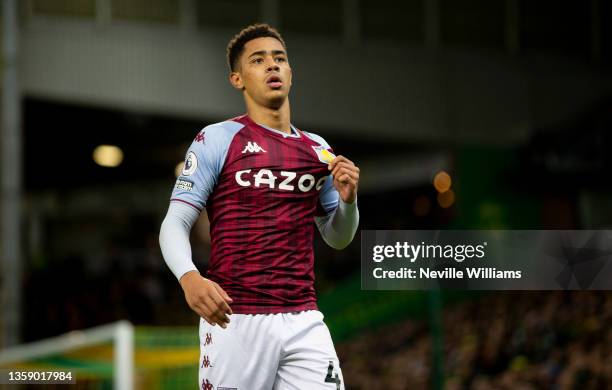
[{"xmin": 325, "ymin": 360, "xmax": 341, "ymax": 390}]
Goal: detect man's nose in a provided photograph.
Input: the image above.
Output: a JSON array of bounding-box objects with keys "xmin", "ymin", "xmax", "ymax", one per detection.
[{"xmin": 266, "ymin": 59, "xmax": 280, "ymax": 72}]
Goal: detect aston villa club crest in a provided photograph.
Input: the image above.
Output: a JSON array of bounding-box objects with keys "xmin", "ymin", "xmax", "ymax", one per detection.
[{"xmin": 312, "ymin": 145, "xmax": 336, "ymax": 164}]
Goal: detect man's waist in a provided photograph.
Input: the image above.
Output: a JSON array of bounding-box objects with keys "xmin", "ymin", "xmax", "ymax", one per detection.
[{"xmin": 227, "ymin": 300, "xmax": 318, "ymax": 315}]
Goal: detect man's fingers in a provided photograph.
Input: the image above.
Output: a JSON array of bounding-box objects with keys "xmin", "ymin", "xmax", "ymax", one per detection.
[
  {"xmin": 328, "ymin": 155, "xmax": 354, "ymax": 170},
  {"xmin": 190, "ymin": 291, "xmax": 223, "ymax": 324},
  {"xmin": 332, "ymin": 167, "xmax": 358, "ymax": 182},
  {"xmin": 203, "ymin": 279, "xmax": 232, "ymax": 321},
  {"xmin": 334, "ymin": 174, "xmax": 358, "ymax": 190},
  {"xmin": 203, "ymin": 317, "xmax": 217, "ymax": 327},
  {"xmin": 192, "ymin": 302, "xmax": 216, "ymax": 326},
  {"xmin": 181, "ymin": 278, "xmax": 233, "ymax": 328},
  {"xmin": 212, "ymin": 282, "xmax": 234, "ymax": 304},
  {"xmin": 196, "ymin": 297, "xmax": 229, "ymax": 328},
  {"xmin": 328, "ymin": 157, "xmax": 354, "ymax": 171},
  {"xmin": 330, "ymin": 161, "xmax": 354, "ymax": 173},
  {"xmin": 336, "ymin": 175, "xmax": 355, "ymax": 185},
  {"xmin": 332, "ymin": 169, "xmax": 359, "ymax": 183},
  {"xmin": 194, "ymin": 292, "xmax": 228, "ymax": 327},
  {"xmin": 209, "ymin": 310, "xmax": 229, "ymax": 328},
  {"xmin": 207, "ymin": 290, "xmax": 233, "ymax": 322},
  {"xmin": 331, "ymin": 164, "xmax": 356, "ymax": 177},
  {"xmin": 211, "ymin": 282, "xmax": 233, "ymax": 316},
  {"xmin": 331, "ymin": 162, "xmax": 358, "ymax": 179}
]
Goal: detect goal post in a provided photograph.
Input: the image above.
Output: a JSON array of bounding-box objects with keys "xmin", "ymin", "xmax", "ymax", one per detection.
[
  {"xmin": 0, "ymin": 321, "xmax": 200, "ymax": 389},
  {"xmin": 0, "ymin": 321, "xmax": 134, "ymax": 389}
]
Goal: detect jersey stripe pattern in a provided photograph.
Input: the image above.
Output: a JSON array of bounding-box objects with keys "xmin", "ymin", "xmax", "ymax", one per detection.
[{"xmin": 171, "ymin": 115, "xmax": 339, "ymax": 314}]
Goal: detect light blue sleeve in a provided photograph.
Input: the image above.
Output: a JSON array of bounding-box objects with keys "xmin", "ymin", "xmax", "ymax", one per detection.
[
  {"xmin": 170, "ymin": 121, "xmax": 242, "ymax": 210},
  {"xmin": 304, "ymin": 130, "xmax": 359, "ymax": 249},
  {"xmin": 159, "ymin": 201, "xmax": 200, "ymax": 280},
  {"xmin": 318, "ymin": 175, "xmax": 340, "ymax": 215},
  {"xmin": 303, "ymin": 131, "xmax": 340, "ymax": 215}
]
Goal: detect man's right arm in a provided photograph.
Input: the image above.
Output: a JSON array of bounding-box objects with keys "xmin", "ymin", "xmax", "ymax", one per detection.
[
  {"xmin": 159, "ymin": 201, "xmax": 233, "ymax": 328},
  {"xmin": 159, "ymin": 123, "xmax": 240, "ymax": 328},
  {"xmin": 159, "ymin": 201, "xmax": 199, "ymax": 281}
]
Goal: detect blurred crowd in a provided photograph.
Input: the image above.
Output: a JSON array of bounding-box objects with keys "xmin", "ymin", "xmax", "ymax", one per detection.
[
  {"xmin": 338, "ymin": 291, "xmax": 612, "ymax": 390},
  {"xmin": 22, "ymin": 233, "xmax": 198, "ymax": 341}
]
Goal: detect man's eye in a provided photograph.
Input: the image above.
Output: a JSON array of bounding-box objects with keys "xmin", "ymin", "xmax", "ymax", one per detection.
[
  {"xmin": 252, "ymin": 58, "xmax": 263, "ymax": 64},
  {"xmin": 275, "ymin": 57, "xmax": 286, "ymax": 63}
]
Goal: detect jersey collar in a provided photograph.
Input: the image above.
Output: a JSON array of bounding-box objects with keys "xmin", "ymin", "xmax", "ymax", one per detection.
[{"xmin": 243, "ymin": 115, "xmax": 302, "ymax": 139}]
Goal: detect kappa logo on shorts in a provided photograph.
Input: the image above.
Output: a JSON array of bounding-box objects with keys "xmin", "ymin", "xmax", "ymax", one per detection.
[
  {"xmin": 201, "ymin": 355, "xmax": 213, "ymax": 368},
  {"xmin": 241, "ymin": 141, "xmax": 267, "ymax": 154},
  {"xmin": 204, "ymin": 333, "xmax": 212, "ymax": 346},
  {"xmin": 202, "ymin": 379, "xmax": 214, "ymax": 390}
]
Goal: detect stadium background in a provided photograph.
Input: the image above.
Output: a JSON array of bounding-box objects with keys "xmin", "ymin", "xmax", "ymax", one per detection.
[{"xmin": 1, "ymin": 0, "xmax": 611, "ymax": 389}]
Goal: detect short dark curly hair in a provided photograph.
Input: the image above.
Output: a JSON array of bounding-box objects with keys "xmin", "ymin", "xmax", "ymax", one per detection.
[{"xmin": 226, "ymin": 24, "xmax": 286, "ymax": 72}]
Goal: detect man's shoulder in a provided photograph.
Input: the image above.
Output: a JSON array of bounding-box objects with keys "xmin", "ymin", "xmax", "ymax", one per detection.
[
  {"xmin": 202, "ymin": 119, "xmax": 245, "ymax": 136},
  {"xmin": 193, "ymin": 119, "xmax": 246, "ymax": 147},
  {"xmin": 301, "ymin": 130, "xmax": 331, "ymax": 148}
]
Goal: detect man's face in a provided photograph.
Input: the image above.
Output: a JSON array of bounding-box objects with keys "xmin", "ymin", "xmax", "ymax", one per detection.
[{"xmin": 230, "ymin": 37, "xmax": 292, "ymax": 108}]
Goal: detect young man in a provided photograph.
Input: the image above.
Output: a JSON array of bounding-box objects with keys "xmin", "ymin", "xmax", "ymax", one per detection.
[{"xmin": 160, "ymin": 24, "xmax": 359, "ymax": 389}]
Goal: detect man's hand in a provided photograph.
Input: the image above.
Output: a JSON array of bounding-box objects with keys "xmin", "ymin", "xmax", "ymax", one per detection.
[
  {"xmin": 328, "ymin": 155, "xmax": 359, "ymax": 204},
  {"xmin": 179, "ymin": 271, "xmax": 233, "ymax": 328}
]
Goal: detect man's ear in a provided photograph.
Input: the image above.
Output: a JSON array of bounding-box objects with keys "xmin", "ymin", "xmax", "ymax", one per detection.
[{"xmin": 229, "ymin": 71, "xmax": 244, "ymax": 90}]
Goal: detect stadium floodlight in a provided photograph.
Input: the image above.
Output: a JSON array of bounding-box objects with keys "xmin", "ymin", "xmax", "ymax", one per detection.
[
  {"xmin": 93, "ymin": 145, "xmax": 124, "ymax": 167},
  {"xmin": 0, "ymin": 321, "xmax": 134, "ymax": 390}
]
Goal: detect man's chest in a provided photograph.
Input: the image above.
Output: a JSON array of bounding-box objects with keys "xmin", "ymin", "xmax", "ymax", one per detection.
[{"xmin": 220, "ymin": 132, "xmax": 331, "ymax": 194}]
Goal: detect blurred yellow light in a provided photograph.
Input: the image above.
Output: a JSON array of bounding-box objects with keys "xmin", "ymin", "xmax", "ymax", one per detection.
[
  {"xmin": 433, "ymin": 170, "xmax": 452, "ymax": 193},
  {"xmin": 413, "ymin": 195, "xmax": 431, "ymax": 217},
  {"xmin": 437, "ymin": 189, "xmax": 455, "ymax": 208},
  {"xmin": 175, "ymin": 161, "xmax": 184, "ymax": 178},
  {"xmin": 93, "ymin": 145, "xmax": 123, "ymax": 167}
]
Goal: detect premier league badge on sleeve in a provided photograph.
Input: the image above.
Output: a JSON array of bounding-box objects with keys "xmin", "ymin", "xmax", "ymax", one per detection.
[
  {"xmin": 312, "ymin": 145, "xmax": 336, "ymax": 164},
  {"xmin": 182, "ymin": 151, "xmax": 198, "ymax": 176}
]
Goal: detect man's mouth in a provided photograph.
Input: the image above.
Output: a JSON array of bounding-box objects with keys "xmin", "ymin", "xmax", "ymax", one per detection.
[{"xmin": 266, "ymin": 75, "xmax": 283, "ymax": 89}]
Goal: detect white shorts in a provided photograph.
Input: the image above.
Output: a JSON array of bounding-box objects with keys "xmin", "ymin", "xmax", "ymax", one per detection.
[{"xmin": 198, "ymin": 310, "xmax": 345, "ymax": 390}]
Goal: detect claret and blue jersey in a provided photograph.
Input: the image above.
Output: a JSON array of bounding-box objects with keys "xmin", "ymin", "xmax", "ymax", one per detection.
[{"xmin": 170, "ymin": 115, "xmax": 340, "ymax": 314}]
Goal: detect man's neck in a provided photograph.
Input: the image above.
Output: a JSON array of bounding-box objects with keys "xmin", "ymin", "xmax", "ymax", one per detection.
[{"xmin": 245, "ymin": 99, "xmax": 291, "ymax": 134}]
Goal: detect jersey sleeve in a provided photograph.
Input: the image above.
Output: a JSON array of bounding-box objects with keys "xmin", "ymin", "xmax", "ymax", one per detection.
[
  {"xmin": 170, "ymin": 124, "xmax": 236, "ymax": 210},
  {"xmin": 305, "ymin": 132, "xmax": 359, "ymax": 249},
  {"xmin": 317, "ymin": 175, "xmax": 340, "ymax": 216},
  {"xmin": 303, "ymin": 131, "xmax": 340, "ymax": 217}
]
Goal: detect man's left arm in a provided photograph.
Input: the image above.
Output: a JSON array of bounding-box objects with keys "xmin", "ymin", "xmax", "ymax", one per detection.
[{"xmin": 315, "ymin": 155, "xmax": 360, "ymax": 249}]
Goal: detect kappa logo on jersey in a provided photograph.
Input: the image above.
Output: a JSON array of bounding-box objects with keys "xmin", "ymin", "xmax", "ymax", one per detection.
[
  {"xmin": 241, "ymin": 141, "xmax": 267, "ymax": 154},
  {"xmin": 312, "ymin": 145, "xmax": 336, "ymax": 164},
  {"xmin": 202, "ymin": 379, "xmax": 214, "ymax": 390},
  {"xmin": 194, "ymin": 130, "xmax": 205, "ymax": 143},
  {"xmin": 236, "ymin": 169, "xmax": 327, "ymax": 192},
  {"xmin": 182, "ymin": 152, "xmax": 198, "ymax": 176}
]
